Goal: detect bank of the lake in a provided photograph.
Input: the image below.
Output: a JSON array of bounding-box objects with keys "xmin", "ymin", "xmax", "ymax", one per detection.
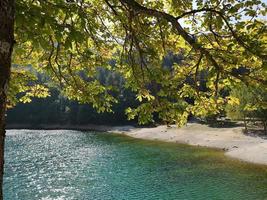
[
  {"xmin": 7, "ymin": 123, "xmax": 267, "ymax": 166},
  {"xmin": 108, "ymin": 123, "xmax": 267, "ymax": 166}
]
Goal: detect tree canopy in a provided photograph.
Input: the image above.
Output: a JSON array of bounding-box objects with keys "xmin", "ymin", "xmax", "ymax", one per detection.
[
  {"xmin": 11, "ymin": 0, "xmax": 267, "ymax": 125},
  {"xmin": 0, "ymin": 1, "xmax": 266, "ymax": 198}
]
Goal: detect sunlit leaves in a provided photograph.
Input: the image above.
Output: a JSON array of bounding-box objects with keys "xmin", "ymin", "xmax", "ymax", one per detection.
[
  {"xmin": 19, "ymin": 85, "xmax": 50, "ymax": 103},
  {"xmin": 8, "ymin": 68, "xmax": 50, "ymax": 108},
  {"xmin": 226, "ymin": 84, "xmax": 267, "ymax": 120},
  {"xmin": 12, "ymin": 0, "xmax": 267, "ymax": 125}
]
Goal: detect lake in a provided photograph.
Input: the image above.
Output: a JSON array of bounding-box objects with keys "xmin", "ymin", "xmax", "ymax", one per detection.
[{"xmin": 4, "ymin": 130, "xmax": 267, "ymax": 200}]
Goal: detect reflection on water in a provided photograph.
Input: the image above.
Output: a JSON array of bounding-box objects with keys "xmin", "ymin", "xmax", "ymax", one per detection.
[{"xmin": 4, "ymin": 130, "xmax": 267, "ymax": 200}]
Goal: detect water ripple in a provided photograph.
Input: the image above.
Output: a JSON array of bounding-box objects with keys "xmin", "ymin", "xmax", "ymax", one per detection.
[{"xmin": 4, "ymin": 130, "xmax": 267, "ymax": 200}]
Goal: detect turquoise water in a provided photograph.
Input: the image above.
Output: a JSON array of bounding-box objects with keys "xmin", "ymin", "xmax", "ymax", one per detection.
[{"xmin": 4, "ymin": 130, "xmax": 267, "ymax": 200}]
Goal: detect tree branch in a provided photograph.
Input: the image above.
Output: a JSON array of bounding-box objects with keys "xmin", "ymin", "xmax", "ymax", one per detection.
[{"xmin": 119, "ymin": 0, "xmax": 223, "ymax": 72}]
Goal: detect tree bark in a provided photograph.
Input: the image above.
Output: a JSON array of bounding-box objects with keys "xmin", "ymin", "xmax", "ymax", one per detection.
[
  {"xmin": 244, "ymin": 118, "xmax": 247, "ymax": 134},
  {"xmin": 263, "ymin": 120, "xmax": 267, "ymax": 135},
  {"xmin": 0, "ymin": 0, "xmax": 15, "ymax": 199}
]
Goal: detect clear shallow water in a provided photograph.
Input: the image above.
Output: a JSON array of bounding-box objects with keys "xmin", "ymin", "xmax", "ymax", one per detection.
[{"xmin": 4, "ymin": 130, "xmax": 267, "ymax": 200}]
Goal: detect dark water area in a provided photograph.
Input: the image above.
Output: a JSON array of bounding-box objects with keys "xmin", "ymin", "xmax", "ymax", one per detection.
[{"xmin": 4, "ymin": 130, "xmax": 267, "ymax": 200}]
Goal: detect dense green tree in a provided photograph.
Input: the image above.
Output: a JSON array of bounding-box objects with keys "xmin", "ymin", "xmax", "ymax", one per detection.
[
  {"xmin": 13, "ymin": 0, "xmax": 266, "ymax": 124},
  {"xmin": 7, "ymin": 86, "xmax": 139, "ymax": 126},
  {"xmin": 226, "ymin": 83, "xmax": 267, "ymax": 133}
]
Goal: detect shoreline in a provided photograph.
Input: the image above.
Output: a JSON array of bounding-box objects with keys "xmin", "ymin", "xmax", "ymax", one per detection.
[
  {"xmin": 7, "ymin": 123, "xmax": 267, "ymax": 166},
  {"xmin": 108, "ymin": 123, "xmax": 267, "ymax": 166}
]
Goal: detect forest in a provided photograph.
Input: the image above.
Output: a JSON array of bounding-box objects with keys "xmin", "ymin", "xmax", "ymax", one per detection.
[
  {"xmin": 7, "ymin": 52, "xmax": 190, "ymax": 126},
  {"xmin": 7, "ymin": 52, "xmax": 267, "ymax": 129}
]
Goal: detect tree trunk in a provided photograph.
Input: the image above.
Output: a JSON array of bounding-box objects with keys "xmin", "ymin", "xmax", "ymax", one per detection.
[
  {"xmin": 263, "ymin": 121, "xmax": 267, "ymax": 135},
  {"xmin": 0, "ymin": 0, "xmax": 15, "ymax": 199},
  {"xmin": 244, "ymin": 118, "xmax": 247, "ymax": 133}
]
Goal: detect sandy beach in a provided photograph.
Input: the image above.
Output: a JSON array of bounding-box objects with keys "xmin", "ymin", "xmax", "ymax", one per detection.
[
  {"xmin": 109, "ymin": 123, "xmax": 267, "ymax": 166},
  {"xmin": 7, "ymin": 123, "xmax": 267, "ymax": 165}
]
